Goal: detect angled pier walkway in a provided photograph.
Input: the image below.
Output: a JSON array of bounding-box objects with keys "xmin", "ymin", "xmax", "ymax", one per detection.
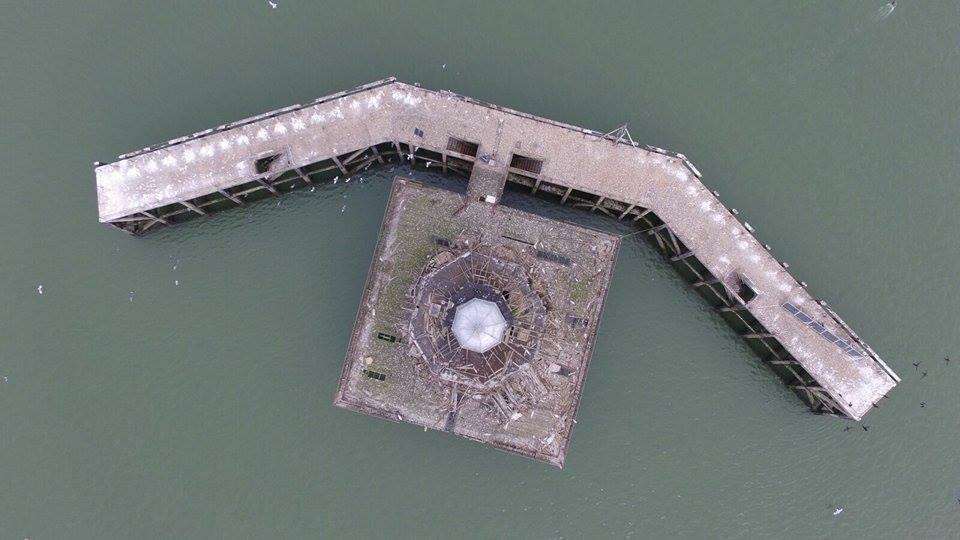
[{"xmin": 93, "ymin": 77, "xmax": 898, "ymax": 420}]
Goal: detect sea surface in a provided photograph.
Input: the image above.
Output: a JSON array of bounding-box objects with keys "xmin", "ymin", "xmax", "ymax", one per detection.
[{"xmin": 2, "ymin": 1, "xmax": 959, "ymax": 538}]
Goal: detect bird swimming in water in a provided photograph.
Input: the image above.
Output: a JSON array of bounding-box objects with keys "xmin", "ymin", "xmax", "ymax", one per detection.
[
  {"xmin": 920, "ymin": 401, "xmax": 926, "ymax": 408},
  {"xmin": 862, "ymin": 425, "xmax": 870, "ymax": 432},
  {"xmin": 921, "ymin": 371, "xmax": 928, "ymax": 379},
  {"xmin": 842, "ymin": 426, "xmax": 853, "ymax": 432},
  {"xmin": 945, "ymin": 357, "xmax": 951, "ymax": 365},
  {"xmin": 913, "ymin": 361, "xmax": 921, "ymax": 371}
]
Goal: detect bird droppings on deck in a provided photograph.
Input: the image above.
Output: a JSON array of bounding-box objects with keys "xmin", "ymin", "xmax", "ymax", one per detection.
[{"xmin": 93, "ymin": 77, "xmax": 897, "ymax": 432}]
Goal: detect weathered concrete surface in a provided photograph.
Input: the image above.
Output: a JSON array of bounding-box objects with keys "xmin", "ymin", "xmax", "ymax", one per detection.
[
  {"xmin": 334, "ymin": 178, "xmax": 619, "ymax": 467},
  {"xmin": 95, "ymin": 77, "xmax": 897, "ymax": 420}
]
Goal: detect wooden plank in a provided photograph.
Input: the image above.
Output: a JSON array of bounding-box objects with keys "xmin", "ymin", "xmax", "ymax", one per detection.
[
  {"xmin": 110, "ymin": 215, "xmax": 152, "ymax": 223},
  {"xmin": 341, "ymin": 147, "xmax": 368, "ymax": 166},
  {"xmin": 142, "ymin": 210, "xmax": 169, "ymax": 225},
  {"xmin": 331, "ymin": 155, "xmax": 348, "ymax": 175},
  {"xmin": 218, "ymin": 189, "xmax": 244, "ymax": 204},
  {"xmin": 294, "ymin": 167, "xmax": 313, "ymax": 184},
  {"xmin": 256, "ymin": 177, "xmax": 279, "ymax": 195},
  {"xmin": 180, "ymin": 200, "xmax": 206, "ymax": 215},
  {"xmin": 370, "ymin": 146, "xmax": 385, "ymax": 165}
]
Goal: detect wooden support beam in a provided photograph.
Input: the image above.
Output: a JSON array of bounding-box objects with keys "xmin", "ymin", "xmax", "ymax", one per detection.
[
  {"xmin": 142, "ymin": 211, "xmax": 169, "ymax": 225},
  {"xmin": 666, "ymin": 228, "xmax": 682, "ymax": 255},
  {"xmin": 531, "ymin": 178, "xmax": 542, "ymax": 194},
  {"xmin": 595, "ymin": 205, "xmax": 615, "ymax": 217},
  {"xmin": 670, "ymin": 250, "xmax": 694, "ymax": 262},
  {"xmin": 560, "ymin": 187, "xmax": 573, "ymax": 204},
  {"xmin": 106, "ymin": 222, "xmax": 132, "ymax": 234},
  {"xmin": 692, "ymin": 278, "xmax": 720, "ymax": 288},
  {"xmin": 392, "ymin": 140, "xmax": 403, "ymax": 160},
  {"xmin": 813, "ymin": 391, "xmax": 847, "ymax": 416},
  {"xmin": 370, "ymin": 145, "xmax": 385, "ymax": 165},
  {"xmin": 180, "ymin": 200, "xmax": 206, "ymax": 215},
  {"xmin": 341, "ymin": 147, "xmax": 368, "ymax": 166},
  {"xmin": 110, "ymin": 215, "xmax": 152, "ymax": 223},
  {"xmin": 632, "ymin": 208, "xmax": 652, "ymax": 222},
  {"xmin": 218, "ymin": 189, "xmax": 243, "ymax": 205},
  {"xmin": 294, "ymin": 167, "xmax": 313, "ymax": 184},
  {"xmin": 256, "ymin": 177, "xmax": 279, "ymax": 195},
  {"xmin": 790, "ymin": 384, "xmax": 826, "ymax": 392},
  {"xmin": 743, "ymin": 333, "xmax": 774, "ymax": 339},
  {"xmin": 645, "ymin": 223, "xmax": 669, "ymax": 234},
  {"xmin": 618, "ymin": 204, "xmax": 636, "ymax": 220},
  {"xmin": 650, "ymin": 229, "xmax": 666, "ymax": 251},
  {"xmin": 441, "ymin": 151, "xmax": 448, "ymax": 173},
  {"xmin": 141, "ymin": 219, "xmax": 162, "ymax": 232},
  {"xmin": 637, "ymin": 215, "xmax": 666, "ymax": 252},
  {"xmin": 331, "ymin": 155, "xmax": 348, "ymax": 175},
  {"xmin": 716, "ymin": 305, "xmax": 748, "ymax": 312},
  {"xmin": 590, "ymin": 196, "xmax": 606, "ymax": 212}
]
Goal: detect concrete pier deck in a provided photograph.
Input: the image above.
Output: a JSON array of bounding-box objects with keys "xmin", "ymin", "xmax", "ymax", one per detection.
[{"xmin": 94, "ymin": 77, "xmax": 898, "ymax": 420}]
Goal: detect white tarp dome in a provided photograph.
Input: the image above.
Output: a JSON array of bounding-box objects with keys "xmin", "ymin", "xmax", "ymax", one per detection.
[{"xmin": 451, "ymin": 298, "xmax": 508, "ymax": 353}]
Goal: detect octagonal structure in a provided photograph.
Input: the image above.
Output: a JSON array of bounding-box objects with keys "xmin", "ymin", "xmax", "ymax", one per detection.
[
  {"xmin": 408, "ymin": 248, "xmax": 545, "ymax": 387},
  {"xmin": 451, "ymin": 298, "xmax": 508, "ymax": 353}
]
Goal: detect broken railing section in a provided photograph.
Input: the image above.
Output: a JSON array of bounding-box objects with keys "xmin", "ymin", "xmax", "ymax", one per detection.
[{"xmin": 500, "ymin": 166, "xmax": 851, "ymax": 418}]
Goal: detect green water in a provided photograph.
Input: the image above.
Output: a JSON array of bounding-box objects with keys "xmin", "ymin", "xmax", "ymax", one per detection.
[{"xmin": 2, "ymin": 1, "xmax": 959, "ymax": 537}]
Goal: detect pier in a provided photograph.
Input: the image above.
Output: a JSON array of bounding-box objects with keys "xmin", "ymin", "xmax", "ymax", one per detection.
[{"xmin": 94, "ymin": 77, "xmax": 898, "ymax": 422}]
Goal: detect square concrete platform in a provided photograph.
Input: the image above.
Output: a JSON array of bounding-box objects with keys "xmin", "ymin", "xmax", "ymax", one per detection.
[{"xmin": 334, "ymin": 176, "xmax": 620, "ymax": 467}]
